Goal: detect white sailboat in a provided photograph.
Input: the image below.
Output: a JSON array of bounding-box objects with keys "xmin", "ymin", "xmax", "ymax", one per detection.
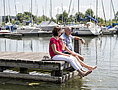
[
  {"xmin": 0, "ymin": 16, "xmax": 2, "ymax": 28},
  {"xmin": 37, "ymin": 0, "xmax": 58, "ymax": 31},
  {"xmin": 0, "ymin": 1, "xmax": 2, "ymax": 29},
  {"xmin": 72, "ymin": 22, "xmax": 101, "ymax": 36},
  {"xmin": 38, "ymin": 21, "xmax": 58, "ymax": 31},
  {"xmin": 0, "ymin": 0, "xmax": 10, "ymax": 33},
  {"xmin": 72, "ymin": 0, "xmax": 101, "ymax": 36}
]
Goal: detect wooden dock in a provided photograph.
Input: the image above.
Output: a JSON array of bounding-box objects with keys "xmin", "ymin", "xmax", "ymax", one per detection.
[
  {"xmin": 0, "ymin": 52, "xmax": 79, "ymax": 83},
  {"xmin": 0, "ymin": 31, "xmax": 52, "ymax": 39},
  {"xmin": 102, "ymin": 30, "xmax": 117, "ymax": 35}
]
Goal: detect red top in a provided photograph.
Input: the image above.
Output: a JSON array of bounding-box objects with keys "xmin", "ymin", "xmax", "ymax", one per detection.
[{"xmin": 49, "ymin": 37, "xmax": 62, "ymax": 58}]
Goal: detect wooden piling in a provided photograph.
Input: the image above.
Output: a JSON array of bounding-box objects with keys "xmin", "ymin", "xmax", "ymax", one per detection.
[{"xmin": 74, "ymin": 39, "xmax": 81, "ymax": 54}]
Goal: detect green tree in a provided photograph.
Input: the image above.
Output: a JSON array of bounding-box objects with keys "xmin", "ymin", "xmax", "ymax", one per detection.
[
  {"xmin": 68, "ymin": 15, "xmax": 75, "ymax": 23},
  {"xmin": 37, "ymin": 15, "xmax": 49, "ymax": 24},
  {"xmin": 85, "ymin": 8, "xmax": 94, "ymax": 17},
  {"xmin": 56, "ymin": 10, "xmax": 68, "ymax": 24},
  {"xmin": 97, "ymin": 17, "xmax": 103, "ymax": 23},
  {"xmin": 75, "ymin": 12, "xmax": 85, "ymax": 22},
  {"xmin": 115, "ymin": 11, "xmax": 118, "ymax": 19},
  {"xmin": 16, "ymin": 12, "xmax": 38, "ymax": 24},
  {"xmin": 4, "ymin": 16, "xmax": 12, "ymax": 23},
  {"xmin": 16, "ymin": 13, "xmax": 23, "ymax": 23}
]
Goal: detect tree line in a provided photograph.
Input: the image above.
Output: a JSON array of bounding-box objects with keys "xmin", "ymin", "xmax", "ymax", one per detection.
[{"xmin": 2, "ymin": 8, "xmax": 118, "ymax": 26}]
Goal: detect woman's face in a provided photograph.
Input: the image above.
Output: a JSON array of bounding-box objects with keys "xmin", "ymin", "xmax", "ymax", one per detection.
[{"xmin": 58, "ymin": 30, "xmax": 62, "ymax": 36}]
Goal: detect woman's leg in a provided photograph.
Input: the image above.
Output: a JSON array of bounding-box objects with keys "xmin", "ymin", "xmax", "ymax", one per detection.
[
  {"xmin": 52, "ymin": 55, "xmax": 81, "ymax": 70},
  {"xmin": 75, "ymin": 56, "xmax": 97, "ymax": 70},
  {"xmin": 52, "ymin": 55, "xmax": 92, "ymax": 77}
]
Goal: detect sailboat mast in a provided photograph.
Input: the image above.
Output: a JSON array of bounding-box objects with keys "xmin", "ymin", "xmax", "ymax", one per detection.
[
  {"xmin": 96, "ymin": 0, "xmax": 98, "ymax": 24},
  {"xmin": 78, "ymin": 0, "xmax": 79, "ymax": 23},
  {"xmin": 8, "ymin": 0, "xmax": 11, "ymax": 23},
  {"xmin": 101, "ymin": 0, "xmax": 106, "ymax": 26},
  {"xmin": 14, "ymin": 0, "xmax": 18, "ymax": 22},
  {"xmin": 111, "ymin": 0, "xmax": 117, "ymax": 23},
  {"xmin": 110, "ymin": 0, "xmax": 112, "ymax": 25},
  {"xmin": 31, "ymin": 0, "xmax": 32, "ymax": 24},
  {"xmin": 78, "ymin": 0, "xmax": 79, "ymax": 15},
  {"xmin": 3, "ymin": 0, "xmax": 6, "ymax": 23},
  {"xmin": 61, "ymin": 3, "xmax": 63, "ymax": 24},
  {"xmin": 90, "ymin": 3, "xmax": 92, "ymax": 22},
  {"xmin": 0, "ymin": 1, "xmax": 2, "ymax": 26},
  {"xmin": 50, "ymin": 0, "xmax": 52, "ymax": 20}
]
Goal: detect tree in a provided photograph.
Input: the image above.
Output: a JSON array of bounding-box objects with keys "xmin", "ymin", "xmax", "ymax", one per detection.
[
  {"xmin": 85, "ymin": 8, "xmax": 94, "ymax": 17},
  {"xmin": 56, "ymin": 10, "xmax": 68, "ymax": 24},
  {"xmin": 37, "ymin": 15, "xmax": 49, "ymax": 24},
  {"xmin": 51, "ymin": 18, "xmax": 57, "ymax": 23},
  {"xmin": 24, "ymin": 12, "xmax": 36, "ymax": 22},
  {"xmin": 75, "ymin": 12, "xmax": 85, "ymax": 22},
  {"xmin": 97, "ymin": 17, "xmax": 104, "ymax": 23},
  {"xmin": 5, "ymin": 16, "xmax": 12, "ymax": 23},
  {"xmin": 115, "ymin": 11, "xmax": 118, "ymax": 21},
  {"xmin": 16, "ymin": 13, "xmax": 23, "ymax": 23},
  {"xmin": 68, "ymin": 15, "xmax": 75, "ymax": 22}
]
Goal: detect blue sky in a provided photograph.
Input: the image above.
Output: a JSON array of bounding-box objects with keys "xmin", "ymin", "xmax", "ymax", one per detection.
[{"xmin": 0, "ymin": 0, "xmax": 118, "ymax": 20}]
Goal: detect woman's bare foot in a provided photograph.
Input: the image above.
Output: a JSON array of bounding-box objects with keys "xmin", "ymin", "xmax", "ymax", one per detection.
[
  {"xmin": 80, "ymin": 69, "xmax": 86, "ymax": 72},
  {"xmin": 88, "ymin": 66, "xmax": 97, "ymax": 71},
  {"xmin": 84, "ymin": 70, "xmax": 92, "ymax": 76},
  {"xmin": 77, "ymin": 70, "xmax": 92, "ymax": 77}
]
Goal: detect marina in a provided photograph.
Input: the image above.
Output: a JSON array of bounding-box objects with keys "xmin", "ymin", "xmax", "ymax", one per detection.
[{"xmin": 0, "ymin": 0, "xmax": 118, "ymax": 89}]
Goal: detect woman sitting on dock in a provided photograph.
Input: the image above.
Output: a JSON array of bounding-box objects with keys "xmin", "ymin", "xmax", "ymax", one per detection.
[{"xmin": 49, "ymin": 27, "xmax": 97, "ymax": 77}]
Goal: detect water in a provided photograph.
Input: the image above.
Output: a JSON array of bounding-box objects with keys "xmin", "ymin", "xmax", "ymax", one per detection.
[
  {"xmin": 0, "ymin": 35, "xmax": 118, "ymax": 90},
  {"xmin": 0, "ymin": 36, "xmax": 50, "ymax": 53}
]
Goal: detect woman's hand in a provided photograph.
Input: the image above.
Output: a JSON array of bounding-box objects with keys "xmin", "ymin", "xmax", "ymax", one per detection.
[
  {"xmin": 64, "ymin": 54, "xmax": 70, "ymax": 57},
  {"xmin": 71, "ymin": 53, "xmax": 78, "ymax": 57}
]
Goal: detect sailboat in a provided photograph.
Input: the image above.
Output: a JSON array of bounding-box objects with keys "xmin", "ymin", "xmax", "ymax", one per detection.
[
  {"xmin": 37, "ymin": 0, "xmax": 58, "ymax": 31},
  {"xmin": 0, "ymin": 0, "xmax": 10, "ymax": 33},
  {"xmin": 17, "ymin": 0, "xmax": 42, "ymax": 33},
  {"xmin": 0, "ymin": 16, "xmax": 2, "ymax": 30},
  {"xmin": 101, "ymin": 0, "xmax": 118, "ymax": 35},
  {"xmin": 72, "ymin": 0, "xmax": 101, "ymax": 36}
]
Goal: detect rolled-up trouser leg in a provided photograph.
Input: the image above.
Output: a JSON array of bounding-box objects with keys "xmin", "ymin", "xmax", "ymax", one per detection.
[{"xmin": 52, "ymin": 55, "xmax": 82, "ymax": 70}]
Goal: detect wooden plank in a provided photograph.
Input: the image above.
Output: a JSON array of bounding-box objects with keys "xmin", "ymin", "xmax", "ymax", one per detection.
[
  {"xmin": 0, "ymin": 60, "xmax": 60, "ymax": 70},
  {"xmin": 0, "ymin": 72, "xmax": 61, "ymax": 83},
  {"xmin": 0, "ymin": 52, "xmax": 71, "ymax": 70},
  {"xmin": 0, "ymin": 70, "xmax": 79, "ymax": 83},
  {"xmin": 61, "ymin": 70, "xmax": 79, "ymax": 83},
  {"xmin": 0, "ymin": 52, "xmax": 49, "ymax": 62}
]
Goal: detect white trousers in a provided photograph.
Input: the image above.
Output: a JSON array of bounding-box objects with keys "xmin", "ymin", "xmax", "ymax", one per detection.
[{"xmin": 52, "ymin": 55, "xmax": 83, "ymax": 70}]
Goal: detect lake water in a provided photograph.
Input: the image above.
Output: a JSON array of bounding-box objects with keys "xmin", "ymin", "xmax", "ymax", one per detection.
[{"xmin": 0, "ymin": 35, "xmax": 118, "ymax": 90}]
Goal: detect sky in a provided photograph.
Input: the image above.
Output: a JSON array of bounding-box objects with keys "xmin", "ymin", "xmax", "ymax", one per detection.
[{"xmin": 0, "ymin": 0, "xmax": 118, "ymax": 20}]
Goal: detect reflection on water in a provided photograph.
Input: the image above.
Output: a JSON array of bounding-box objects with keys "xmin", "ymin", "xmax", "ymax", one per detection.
[
  {"xmin": 0, "ymin": 37, "xmax": 50, "ymax": 53},
  {"xmin": 0, "ymin": 35, "xmax": 118, "ymax": 90}
]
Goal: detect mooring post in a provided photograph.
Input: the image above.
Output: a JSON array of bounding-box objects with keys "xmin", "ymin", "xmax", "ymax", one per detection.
[{"xmin": 74, "ymin": 39, "xmax": 81, "ymax": 54}]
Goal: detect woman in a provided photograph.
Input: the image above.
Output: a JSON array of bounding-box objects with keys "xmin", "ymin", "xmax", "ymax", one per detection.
[{"xmin": 49, "ymin": 27, "xmax": 96, "ymax": 77}]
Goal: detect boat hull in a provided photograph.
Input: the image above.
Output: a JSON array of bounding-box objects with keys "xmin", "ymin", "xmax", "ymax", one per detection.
[{"xmin": 72, "ymin": 27, "xmax": 101, "ymax": 36}]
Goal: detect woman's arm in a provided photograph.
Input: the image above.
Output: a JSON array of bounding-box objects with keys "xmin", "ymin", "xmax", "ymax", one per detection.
[
  {"xmin": 65, "ymin": 45, "xmax": 77, "ymax": 56},
  {"xmin": 51, "ymin": 44, "xmax": 70, "ymax": 57}
]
